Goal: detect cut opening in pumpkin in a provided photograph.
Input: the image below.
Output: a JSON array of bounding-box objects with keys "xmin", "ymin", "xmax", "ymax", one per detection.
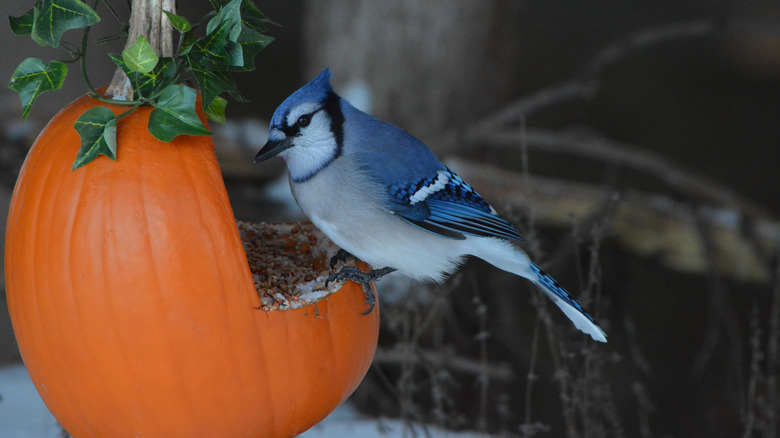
[{"xmin": 238, "ymin": 221, "xmax": 360, "ymax": 311}]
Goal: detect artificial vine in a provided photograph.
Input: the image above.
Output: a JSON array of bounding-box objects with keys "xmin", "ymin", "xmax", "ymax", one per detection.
[{"xmin": 8, "ymin": 0, "xmax": 274, "ymax": 169}]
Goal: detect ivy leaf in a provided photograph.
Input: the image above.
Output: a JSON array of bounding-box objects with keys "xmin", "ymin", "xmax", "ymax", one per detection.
[
  {"xmin": 226, "ymin": 40, "xmax": 244, "ymax": 69},
  {"xmin": 186, "ymin": 16, "xmax": 245, "ymax": 109},
  {"xmin": 202, "ymin": 0, "xmax": 271, "ymax": 72},
  {"xmin": 179, "ymin": 30, "xmax": 199, "ymax": 56},
  {"xmin": 110, "ymin": 54, "xmax": 176, "ymax": 99},
  {"xmin": 204, "ymin": 95, "xmax": 227, "ymax": 124},
  {"xmin": 230, "ymin": 26, "xmax": 273, "ymax": 72},
  {"xmin": 162, "ymin": 10, "xmax": 192, "ymax": 32},
  {"xmin": 188, "ymin": 18, "xmax": 233, "ymax": 72},
  {"xmin": 122, "ymin": 35, "xmax": 159, "ymax": 73},
  {"xmin": 235, "ymin": 0, "xmax": 270, "ymax": 33},
  {"xmin": 33, "ymin": 0, "xmax": 100, "ymax": 48},
  {"xmin": 72, "ymin": 106, "xmax": 118, "ymax": 170},
  {"xmin": 189, "ymin": 63, "xmax": 244, "ymax": 111},
  {"xmin": 148, "ymin": 84, "xmax": 211, "ymax": 142},
  {"xmin": 9, "ymin": 7, "xmax": 36, "ymax": 36},
  {"xmin": 207, "ymin": 0, "xmax": 242, "ymax": 42},
  {"xmin": 8, "ymin": 58, "xmax": 68, "ymax": 120},
  {"xmin": 209, "ymin": 0, "xmax": 270, "ymax": 33}
]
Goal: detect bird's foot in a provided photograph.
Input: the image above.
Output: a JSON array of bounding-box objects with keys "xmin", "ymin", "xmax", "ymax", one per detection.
[
  {"xmin": 329, "ymin": 249, "xmax": 354, "ymax": 270},
  {"xmin": 326, "ymin": 266, "xmax": 396, "ymax": 315}
]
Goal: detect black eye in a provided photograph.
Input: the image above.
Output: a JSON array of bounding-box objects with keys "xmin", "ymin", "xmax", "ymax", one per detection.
[{"xmin": 297, "ymin": 114, "xmax": 311, "ymax": 128}]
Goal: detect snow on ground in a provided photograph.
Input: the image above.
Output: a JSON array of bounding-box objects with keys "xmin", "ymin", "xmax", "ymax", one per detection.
[{"xmin": 0, "ymin": 363, "xmax": 491, "ymax": 437}]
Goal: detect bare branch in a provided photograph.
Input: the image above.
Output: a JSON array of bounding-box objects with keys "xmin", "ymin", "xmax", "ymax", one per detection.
[
  {"xmin": 481, "ymin": 128, "xmax": 771, "ymax": 219},
  {"xmin": 469, "ymin": 20, "xmax": 717, "ymax": 133},
  {"xmin": 445, "ymin": 157, "xmax": 780, "ymax": 283},
  {"xmin": 373, "ymin": 347, "xmax": 515, "ymax": 382}
]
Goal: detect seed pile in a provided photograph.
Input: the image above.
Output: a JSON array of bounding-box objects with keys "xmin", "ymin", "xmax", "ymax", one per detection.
[{"xmin": 237, "ymin": 221, "xmax": 351, "ymax": 311}]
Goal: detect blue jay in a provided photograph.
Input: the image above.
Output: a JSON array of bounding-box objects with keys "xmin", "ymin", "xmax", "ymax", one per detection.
[{"xmin": 254, "ymin": 68, "xmax": 607, "ymax": 342}]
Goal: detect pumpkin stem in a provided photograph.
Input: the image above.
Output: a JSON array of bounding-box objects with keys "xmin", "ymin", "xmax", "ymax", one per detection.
[{"xmin": 106, "ymin": 0, "xmax": 176, "ymax": 101}]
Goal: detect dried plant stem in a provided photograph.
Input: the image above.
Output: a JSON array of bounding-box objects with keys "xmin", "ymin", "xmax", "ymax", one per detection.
[
  {"xmin": 742, "ymin": 305, "xmax": 763, "ymax": 438},
  {"xmin": 764, "ymin": 257, "xmax": 780, "ymax": 437},
  {"xmin": 522, "ymin": 321, "xmax": 541, "ymax": 426}
]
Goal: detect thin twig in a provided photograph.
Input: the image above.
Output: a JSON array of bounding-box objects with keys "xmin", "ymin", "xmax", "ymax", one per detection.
[
  {"xmin": 742, "ymin": 305, "xmax": 762, "ymax": 438},
  {"xmin": 691, "ymin": 205, "xmax": 744, "ymax": 379},
  {"xmin": 765, "ymin": 256, "xmax": 780, "ymax": 437},
  {"xmin": 468, "ymin": 20, "xmax": 717, "ymax": 134},
  {"xmin": 475, "ymin": 128, "xmax": 769, "ymax": 219},
  {"xmin": 372, "ymin": 348, "xmax": 514, "ymax": 382}
]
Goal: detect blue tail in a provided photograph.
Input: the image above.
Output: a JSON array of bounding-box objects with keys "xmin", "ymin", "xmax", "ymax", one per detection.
[{"xmin": 529, "ymin": 263, "xmax": 607, "ymax": 342}]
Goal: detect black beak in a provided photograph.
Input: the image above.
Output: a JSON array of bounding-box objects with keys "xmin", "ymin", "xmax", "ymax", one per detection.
[{"xmin": 254, "ymin": 136, "xmax": 295, "ymax": 163}]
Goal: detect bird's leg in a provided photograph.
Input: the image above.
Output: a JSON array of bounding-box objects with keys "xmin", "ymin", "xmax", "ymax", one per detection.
[
  {"xmin": 329, "ymin": 248, "xmax": 353, "ymax": 270},
  {"xmin": 326, "ymin": 266, "xmax": 396, "ymax": 315}
]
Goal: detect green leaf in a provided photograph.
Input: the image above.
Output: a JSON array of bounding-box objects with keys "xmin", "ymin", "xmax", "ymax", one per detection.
[
  {"xmin": 110, "ymin": 54, "xmax": 176, "ymax": 99},
  {"xmin": 8, "ymin": 58, "xmax": 68, "ymax": 120},
  {"xmin": 72, "ymin": 106, "xmax": 118, "ymax": 169},
  {"xmin": 188, "ymin": 62, "xmax": 244, "ymax": 110},
  {"xmin": 9, "ymin": 7, "xmax": 36, "ymax": 35},
  {"xmin": 236, "ymin": 0, "xmax": 270, "ymax": 33},
  {"xmin": 33, "ymin": 0, "xmax": 100, "ymax": 48},
  {"xmin": 229, "ymin": 27, "xmax": 273, "ymax": 72},
  {"xmin": 188, "ymin": 18, "xmax": 233, "ymax": 72},
  {"xmin": 199, "ymin": 0, "xmax": 272, "ymax": 73},
  {"xmin": 122, "ymin": 35, "xmax": 159, "ymax": 73},
  {"xmin": 186, "ymin": 15, "xmax": 247, "ymax": 110},
  {"xmin": 162, "ymin": 9, "xmax": 192, "ymax": 32},
  {"xmin": 226, "ymin": 40, "xmax": 244, "ymax": 68},
  {"xmin": 179, "ymin": 31, "xmax": 199, "ymax": 56},
  {"xmin": 207, "ymin": 0, "xmax": 242, "ymax": 42},
  {"xmin": 209, "ymin": 0, "xmax": 269, "ymax": 33},
  {"xmin": 204, "ymin": 96, "xmax": 227, "ymax": 124},
  {"xmin": 148, "ymin": 84, "xmax": 211, "ymax": 142},
  {"xmin": 30, "ymin": 6, "xmax": 48, "ymax": 47}
]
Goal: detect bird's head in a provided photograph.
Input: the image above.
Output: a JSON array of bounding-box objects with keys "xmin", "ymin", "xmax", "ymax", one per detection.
[{"xmin": 255, "ymin": 67, "xmax": 345, "ymax": 182}]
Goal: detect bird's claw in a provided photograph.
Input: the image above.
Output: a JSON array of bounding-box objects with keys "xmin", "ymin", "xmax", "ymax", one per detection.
[
  {"xmin": 329, "ymin": 249, "xmax": 353, "ymax": 270},
  {"xmin": 325, "ymin": 266, "xmax": 395, "ymax": 315}
]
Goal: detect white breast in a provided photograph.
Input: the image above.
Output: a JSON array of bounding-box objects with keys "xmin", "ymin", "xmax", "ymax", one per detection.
[{"xmin": 289, "ymin": 159, "xmax": 467, "ymax": 282}]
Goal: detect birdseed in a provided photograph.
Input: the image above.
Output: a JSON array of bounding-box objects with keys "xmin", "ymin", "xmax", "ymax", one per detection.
[{"xmin": 237, "ymin": 221, "xmax": 353, "ymax": 311}]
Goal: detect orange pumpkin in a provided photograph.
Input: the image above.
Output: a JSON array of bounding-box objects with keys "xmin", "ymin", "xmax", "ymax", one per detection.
[{"xmin": 4, "ymin": 92, "xmax": 379, "ymax": 437}]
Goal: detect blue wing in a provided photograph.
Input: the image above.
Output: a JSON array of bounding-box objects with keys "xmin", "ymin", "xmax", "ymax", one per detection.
[
  {"xmin": 340, "ymin": 102, "xmax": 521, "ymax": 241},
  {"xmin": 387, "ymin": 168, "xmax": 523, "ymax": 241}
]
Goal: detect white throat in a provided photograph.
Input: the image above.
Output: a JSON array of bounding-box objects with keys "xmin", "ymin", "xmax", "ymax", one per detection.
[{"xmin": 280, "ymin": 130, "xmax": 339, "ymax": 182}]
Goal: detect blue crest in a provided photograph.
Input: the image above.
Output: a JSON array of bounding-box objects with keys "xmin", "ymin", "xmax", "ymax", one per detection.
[{"xmin": 270, "ymin": 67, "xmax": 334, "ymax": 128}]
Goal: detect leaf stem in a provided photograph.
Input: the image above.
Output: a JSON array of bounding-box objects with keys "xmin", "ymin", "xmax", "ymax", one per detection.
[
  {"xmin": 78, "ymin": 0, "xmax": 108, "ymax": 98},
  {"xmin": 79, "ymin": 6, "xmax": 98, "ymax": 97},
  {"xmin": 77, "ymin": 1, "xmax": 141, "ymax": 107},
  {"xmin": 100, "ymin": 0, "xmax": 125, "ymax": 25},
  {"xmin": 115, "ymin": 101, "xmax": 145, "ymax": 122}
]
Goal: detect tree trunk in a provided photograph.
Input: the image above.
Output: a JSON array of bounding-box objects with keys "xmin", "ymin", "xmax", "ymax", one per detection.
[
  {"xmin": 106, "ymin": 0, "xmax": 176, "ymax": 100},
  {"xmin": 303, "ymin": 0, "xmax": 523, "ymax": 150}
]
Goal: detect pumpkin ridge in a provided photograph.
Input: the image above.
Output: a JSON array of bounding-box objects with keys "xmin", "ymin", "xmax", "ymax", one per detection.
[
  {"xmin": 137, "ymin": 154, "xmax": 204, "ymax": 434},
  {"xmin": 25, "ymin": 116, "xmax": 93, "ymax": 434},
  {"xmin": 172, "ymin": 145, "xmax": 257, "ymax": 431},
  {"xmin": 112, "ymin": 164, "xmax": 180, "ymax": 434},
  {"xmin": 70, "ymin": 152, "xmax": 146, "ymax": 435}
]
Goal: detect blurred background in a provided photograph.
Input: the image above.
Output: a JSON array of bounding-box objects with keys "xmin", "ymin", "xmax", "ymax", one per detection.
[{"xmin": 2, "ymin": 1, "xmax": 780, "ymax": 437}]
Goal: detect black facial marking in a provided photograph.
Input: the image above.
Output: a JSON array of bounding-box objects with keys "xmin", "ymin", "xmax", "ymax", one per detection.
[
  {"xmin": 322, "ymin": 90, "xmax": 345, "ymax": 159},
  {"xmin": 287, "ymin": 91, "xmax": 346, "ymax": 184}
]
